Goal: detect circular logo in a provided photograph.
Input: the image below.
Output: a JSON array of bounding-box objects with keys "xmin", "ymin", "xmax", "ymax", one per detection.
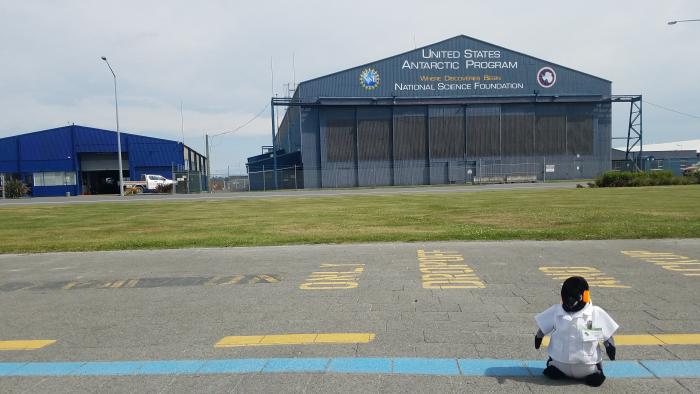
[
  {"xmin": 359, "ymin": 67, "xmax": 380, "ymax": 90},
  {"xmin": 537, "ymin": 66, "xmax": 556, "ymax": 88}
]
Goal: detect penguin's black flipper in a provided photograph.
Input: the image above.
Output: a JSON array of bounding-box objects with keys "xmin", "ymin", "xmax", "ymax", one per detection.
[{"xmin": 605, "ymin": 341, "xmax": 616, "ymax": 360}]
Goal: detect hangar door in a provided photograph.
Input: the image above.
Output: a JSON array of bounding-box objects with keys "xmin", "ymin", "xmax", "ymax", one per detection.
[{"xmin": 79, "ymin": 153, "xmax": 129, "ymax": 194}]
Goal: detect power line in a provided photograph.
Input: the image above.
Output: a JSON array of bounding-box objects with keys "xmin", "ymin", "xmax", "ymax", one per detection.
[
  {"xmin": 210, "ymin": 102, "xmax": 270, "ymax": 137},
  {"xmin": 643, "ymin": 100, "xmax": 700, "ymax": 121}
]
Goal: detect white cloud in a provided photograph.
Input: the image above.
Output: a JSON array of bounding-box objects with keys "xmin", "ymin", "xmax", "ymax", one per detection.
[{"xmin": 1, "ymin": 0, "xmax": 699, "ymax": 170}]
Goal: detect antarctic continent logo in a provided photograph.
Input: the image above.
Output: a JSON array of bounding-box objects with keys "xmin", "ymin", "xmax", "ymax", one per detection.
[
  {"xmin": 359, "ymin": 67, "xmax": 380, "ymax": 90},
  {"xmin": 537, "ymin": 66, "xmax": 556, "ymax": 88}
]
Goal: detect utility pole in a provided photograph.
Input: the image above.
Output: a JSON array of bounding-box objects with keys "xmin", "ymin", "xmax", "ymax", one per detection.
[
  {"xmin": 270, "ymin": 99, "xmax": 278, "ymax": 189},
  {"xmin": 205, "ymin": 133, "xmax": 211, "ymax": 193},
  {"xmin": 1, "ymin": 173, "xmax": 5, "ymax": 199}
]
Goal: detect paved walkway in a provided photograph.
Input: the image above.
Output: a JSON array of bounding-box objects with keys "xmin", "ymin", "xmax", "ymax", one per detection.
[{"xmin": 1, "ymin": 239, "xmax": 699, "ymax": 392}]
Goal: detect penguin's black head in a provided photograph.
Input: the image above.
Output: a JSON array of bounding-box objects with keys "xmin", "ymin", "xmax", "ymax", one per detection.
[{"xmin": 561, "ymin": 276, "xmax": 589, "ymax": 313}]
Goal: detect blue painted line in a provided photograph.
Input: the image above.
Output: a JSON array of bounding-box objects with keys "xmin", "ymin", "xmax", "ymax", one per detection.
[
  {"xmin": 641, "ymin": 360, "xmax": 700, "ymax": 378},
  {"xmin": 460, "ymin": 359, "xmax": 530, "ymax": 377},
  {"xmin": 603, "ymin": 361, "xmax": 654, "ymax": 378},
  {"xmin": 0, "ymin": 362, "xmax": 28, "ymax": 376},
  {"xmin": 524, "ymin": 360, "xmax": 546, "ymax": 376},
  {"xmin": 74, "ymin": 361, "xmax": 143, "ymax": 376},
  {"xmin": 13, "ymin": 362, "xmax": 85, "ymax": 376},
  {"xmin": 1, "ymin": 358, "xmax": 700, "ymax": 378},
  {"xmin": 263, "ymin": 358, "xmax": 328, "ymax": 373},
  {"xmin": 392, "ymin": 358, "xmax": 460, "ymax": 376},
  {"xmin": 329, "ymin": 358, "xmax": 391, "ymax": 374},
  {"xmin": 137, "ymin": 360, "xmax": 205, "ymax": 375},
  {"xmin": 198, "ymin": 359, "xmax": 266, "ymax": 374}
]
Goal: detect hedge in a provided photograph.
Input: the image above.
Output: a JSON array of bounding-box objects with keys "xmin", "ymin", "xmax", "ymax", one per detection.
[{"xmin": 595, "ymin": 171, "xmax": 699, "ymax": 187}]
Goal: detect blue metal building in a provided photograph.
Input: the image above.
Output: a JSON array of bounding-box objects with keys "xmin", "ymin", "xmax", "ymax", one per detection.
[
  {"xmin": 0, "ymin": 125, "xmax": 208, "ymax": 197},
  {"xmin": 249, "ymin": 35, "xmax": 613, "ymax": 190}
]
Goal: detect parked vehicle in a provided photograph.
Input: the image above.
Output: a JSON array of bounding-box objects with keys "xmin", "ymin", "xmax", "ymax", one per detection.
[
  {"xmin": 122, "ymin": 174, "xmax": 174, "ymax": 193},
  {"xmin": 682, "ymin": 161, "xmax": 700, "ymax": 176}
]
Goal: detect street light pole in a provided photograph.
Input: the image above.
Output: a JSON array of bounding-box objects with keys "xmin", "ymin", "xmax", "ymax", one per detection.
[
  {"xmin": 101, "ymin": 56, "xmax": 125, "ymax": 197},
  {"xmin": 668, "ymin": 19, "xmax": 700, "ymax": 25}
]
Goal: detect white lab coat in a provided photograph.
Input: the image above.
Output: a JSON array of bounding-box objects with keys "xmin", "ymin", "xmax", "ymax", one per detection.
[{"xmin": 535, "ymin": 302, "xmax": 619, "ymax": 364}]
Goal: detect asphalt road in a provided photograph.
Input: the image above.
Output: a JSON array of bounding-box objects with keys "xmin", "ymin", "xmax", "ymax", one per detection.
[
  {"xmin": 1, "ymin": 239, "xmax": 699, "ymax": 393},
  {"xmin": 0, "ymin": 181, "xmax": 583, "ymax": 206}
]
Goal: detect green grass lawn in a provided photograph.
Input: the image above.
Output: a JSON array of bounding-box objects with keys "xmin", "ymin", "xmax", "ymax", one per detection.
[{"xmin": 1, "ymin": 185, "xmax": 699, "ymax": 254}]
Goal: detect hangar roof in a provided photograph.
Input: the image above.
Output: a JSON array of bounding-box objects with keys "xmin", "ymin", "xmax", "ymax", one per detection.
[{"xmin": 295, "ymin": 35, "xmax": 611, "ymax": 100}]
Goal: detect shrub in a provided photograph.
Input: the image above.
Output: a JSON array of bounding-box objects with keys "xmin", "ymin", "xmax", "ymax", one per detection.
[
  {"xmin": 692, "ymin": 172, "xmax": 700, "ymax": 184},
  {"xmin": 595, "ymin": 170, "xmax": 696, "ymax": 188},
  {"xmin": 3, "ymin": 179, "xmax": 30, "ymax": 198},
  {"xmin": 155, "ymin": 183, "xmax": 173, "ymax": 194}
]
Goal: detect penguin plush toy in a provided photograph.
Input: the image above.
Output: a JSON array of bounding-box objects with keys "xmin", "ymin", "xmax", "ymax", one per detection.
[{"xmin": 534, "ymin": 276, "xmax": 619, "ymax": 387}]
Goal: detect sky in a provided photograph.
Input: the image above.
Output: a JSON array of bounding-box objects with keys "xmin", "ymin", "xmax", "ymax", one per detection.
[{"xmin": 1, "ymin": 1, "xmax": 699, "ymax": 175}]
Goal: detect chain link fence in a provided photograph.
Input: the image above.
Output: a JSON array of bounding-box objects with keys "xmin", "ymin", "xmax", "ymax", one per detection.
[
  {"xmin": 172, "ymin": 170, "xmax": 207, "ymax": 194},
  {"xmin": 241, "ymin": 156, "xmax": 602, "ymax": 191}
]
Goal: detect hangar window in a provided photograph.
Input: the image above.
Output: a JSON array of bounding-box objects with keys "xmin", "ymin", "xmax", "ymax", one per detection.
[
  {"xmin": 466, "ymin": 106, "xmax": 500, "ymax": 157},
  {"xmin": 566, "ymin": 116, "xmax": 594, "ymax": 155},
  {"xmin": 321, "ymin": 108, "xmax": 356, "ymax": 163},
  {"xmin": 394, "ymin": 106, "xmax": 427, "ymax": 161},
  {"xmin": 429, "ymin": 106, "xmax": 465, "ymax": 160},
  {"xmin": 357, "ymin": 107, "xmax": 391, "ymax": 161},
  {"xmin": 33, "ymin": 172, "xmax": 76, "ymax": 186}
]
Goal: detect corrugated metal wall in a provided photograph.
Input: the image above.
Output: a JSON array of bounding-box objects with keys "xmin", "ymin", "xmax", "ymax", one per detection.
[{"xmin": 302, "ymin": 102, "xmax": 611, "ymax": 188}]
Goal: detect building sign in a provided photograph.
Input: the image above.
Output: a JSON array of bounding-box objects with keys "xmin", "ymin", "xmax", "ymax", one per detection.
[
  {"xmin": 372, "ymin": 45, "xmax": 555, "ymax": 94},
  {"xmin": 545, "ymin": 164, "xmax": 556, "ymax": 173},
  {"xmin": 298, "ymin": 36, "xmax": 610, "ymax": 100}
]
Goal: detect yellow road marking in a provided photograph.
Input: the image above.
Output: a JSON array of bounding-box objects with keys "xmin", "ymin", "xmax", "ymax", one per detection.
[
  {"xmin": 260, "ymin": 334, "xmax": 317, "ymax": 345},
  {"xmin": 656, "ymin": 334, "xmax": 700, "ymax": 345},
  {"xmin": 215, "ymin": 332, "xmax": 375, "ymax": 348},
  {"xmin": 300, "ymin": 264, "xmax": 365, "ymax": 290},
  {"xmin": 110, "ymin": 280, "xmax": 126, "ymax": 288},
  {"xmin": 218, "ymin": 275, "xmax": 244, "ymax": 285},
  {"xmin": 615, "ymin": 335, "xmax": 663, "ymax": 345},
  {"xmin": 418, "ymin": 250, "xmax": 485, "ymax": 289},
  {"xmin": 622, "ymin": 250, "xmax": 700, "ymax": 277},
  {"xmin": 539, "ymin": 266, "xmax": 630, "ymax": 288},
  {"xmin": 540, "ymin": 334, "xmax": 700, "ymax": 347},
  {"xmin": 0, "ymin": 340, "xmax": 56, "ymax": 350}
]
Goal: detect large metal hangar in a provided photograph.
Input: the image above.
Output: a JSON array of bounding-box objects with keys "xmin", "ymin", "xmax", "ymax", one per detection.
[
  {"xmin": 248, "ymin": 35, "xmax": 612, "ymax": 190},
  {"xmin": 0, "ymin": 125, "xmax": 208, "ymax": 197}
]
